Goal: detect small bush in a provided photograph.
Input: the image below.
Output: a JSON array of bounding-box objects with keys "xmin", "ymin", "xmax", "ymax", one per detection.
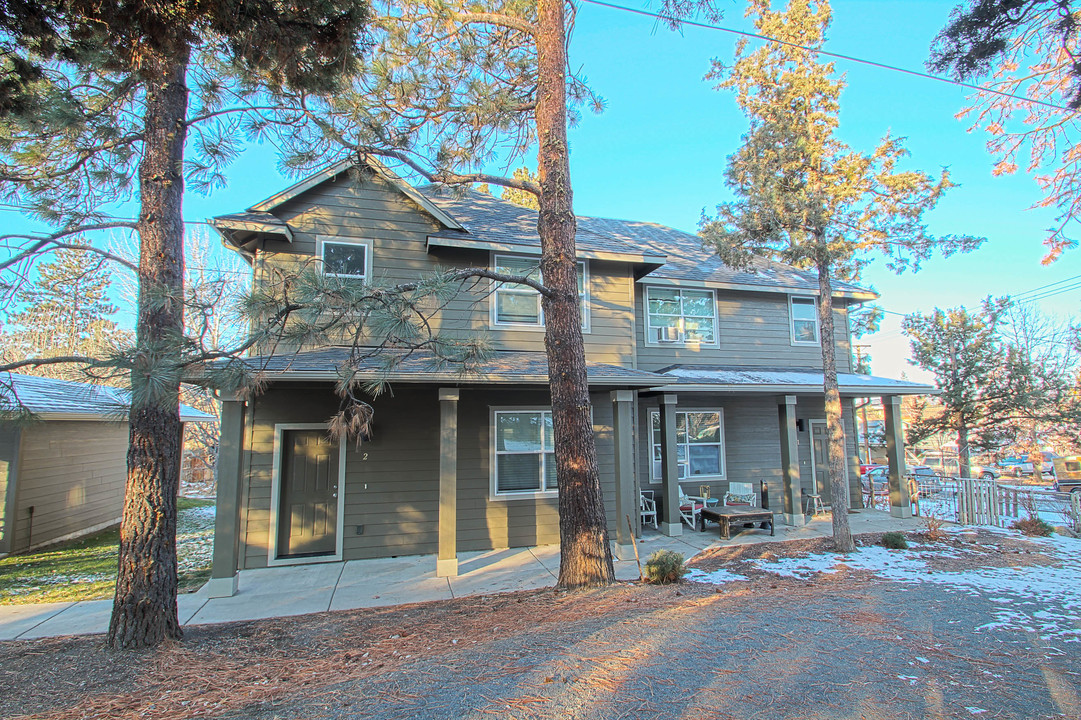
[
  {"xmin": 1009, "ymin": 517, "xmax": 1054, "ymax": 537},
  {"xmin": 881, "ymin": 531, "xmax": 908, "ymax": 550},
  {"xmin": 643, "ymin": 549, "xmax": 686, "ymax": 584},
  {"xmin": 924, "ymin": 512, "xmax": 947, "ymax": 542}
]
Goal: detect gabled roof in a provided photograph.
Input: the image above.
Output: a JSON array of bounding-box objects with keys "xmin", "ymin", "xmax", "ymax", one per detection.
[
  {"xmin": 651, "ymin": 366, "xmax": 935, "ymax": 396},
  {"xmin": 0, "ymin": 373, "xmax": 217, "ymax": 423},
  {"xmin": 247, "ymin": 156, "xmax": 464, "ymax": 231},
  {"xmin": 232, "ymin": 347, "xmax": 667, "ymax": 387}
]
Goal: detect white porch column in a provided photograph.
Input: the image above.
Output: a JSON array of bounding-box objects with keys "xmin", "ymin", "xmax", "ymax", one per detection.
[
  {"xmin": 658, "ymin": 394, "xmax": 681, "ymax": 536},
  {"xmin": 882, "ymin": 394, "xmax": 911, "ymax": 518},
  {"xmin": 437, "ymin": 388, "xmax": 459, "ymax": 577}
]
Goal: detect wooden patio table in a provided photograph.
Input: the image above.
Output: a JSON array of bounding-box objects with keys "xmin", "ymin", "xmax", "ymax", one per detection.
[{"xmin": 700, "ymin": 506, "xmax": 775, "ymax": 540}]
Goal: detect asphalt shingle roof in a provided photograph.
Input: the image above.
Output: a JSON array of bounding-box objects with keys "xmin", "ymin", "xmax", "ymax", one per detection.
[
  {"xmin": 238, "ymin": 347, "xmax": 667, "ymax": 386},
  {"xmin": 0, "ymin": 373, "xmax": 217, "ymax": 422},
  {"xmin": 417, "ymin": 186, "xmax": 872, "ymax": 297},
  {"xmin": 654, "ymin": 365, "xmax": 934, "ymax": 395}
]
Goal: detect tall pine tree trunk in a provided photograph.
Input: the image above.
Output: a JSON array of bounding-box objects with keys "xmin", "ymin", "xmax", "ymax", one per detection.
[
  {"xmin": 957, "ymin": 420, "xmax": 971, "ymax": 479},
  {"xmin": 108, "ymin": 48, "xmax": 189, "ymax": 649},
  {"xmin": 536, "ymin": 0, "xmax": 614, "ymax": 588},
  {"xmin": 816, "ymin": 259, "xmax": 854, "ymax": 552}
]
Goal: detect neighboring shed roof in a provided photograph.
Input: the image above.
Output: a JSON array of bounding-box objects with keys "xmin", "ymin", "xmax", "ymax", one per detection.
[
  {"xmin": 651, "ymin": 366, "xmax": 935, "ymax": 396},
  {"xmin": 0, "ymin": 374, "xmax": 217, "ymax": 422},
  {"xmin": 234, "ymin": 347, "xmax": 668, "ymax": 387}
]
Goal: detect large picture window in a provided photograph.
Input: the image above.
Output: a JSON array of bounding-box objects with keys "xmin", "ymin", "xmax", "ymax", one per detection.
[
  {"xmin": 650, "ymin": 409, "xmax": 726, "ymax": 480},
  {"xmin": 319, "ymin": 237, "xmax": 372, "ymax": 280},
  {"xmin": 492, "ymin": 254, "xmax": 588, "ymax": 329},
  {"xmin": 492, "ymin": 410, "xmax": 557, "ymax": 496},
  {"xmin": 645, "ymin": 287, "xmax": 717, "ymax": 345},
  {"xmin": 790, "ymin": 296, "xmax": 820, "ymax": 345}
]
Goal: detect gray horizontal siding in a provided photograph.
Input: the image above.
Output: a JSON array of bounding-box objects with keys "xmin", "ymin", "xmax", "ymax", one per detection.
[
  {"xmin": 241, "ymin": 384, "xmax": 621, "ymax": 567},
  {"xmin": 635, "ymin": 286, "xmax": 853, "ymax": 372},
  {"xmin": 10, "ymin": 421, "xmax": 128, "ymax": 552}
]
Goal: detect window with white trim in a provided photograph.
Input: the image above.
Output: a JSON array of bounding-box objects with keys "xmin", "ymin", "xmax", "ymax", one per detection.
[
  {"xmin": 790, "ymin": 296, "xmax": 819, "ymax": 345},
  {"xmin": 492, "ymin": 254, "xmax": 588, "ymax": 329},
  {"xmin": 319, "ymin": 237, "xmax": 372, "ymax": 280},
  {"xmin": 645, "ymin": 287, "xmax": 717, "ymax": 345},
  {"xmin": 493, "ymin": 409, "xmax": 557, "ymax": 495},
  {"xmin": 650, "ymin": 409, "xmax": 725, "ymax": 480}
]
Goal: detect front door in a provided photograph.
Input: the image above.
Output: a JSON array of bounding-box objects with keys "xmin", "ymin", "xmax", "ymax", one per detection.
[
  {"xmin": 809, "ymin": 420, "xmax": 837, "ymax": 505},
  {"xmin": 277, "ymin": 429, "xmax": 340, "ymax": 558}
]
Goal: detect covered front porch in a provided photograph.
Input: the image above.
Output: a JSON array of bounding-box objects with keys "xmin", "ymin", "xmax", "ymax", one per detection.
[{"xmin": 638, "ymin": 366, "xmax": 935, "ymax": 537}]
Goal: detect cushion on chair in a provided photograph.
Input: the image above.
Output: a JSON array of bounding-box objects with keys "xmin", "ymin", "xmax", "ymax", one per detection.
[
  {"xmin": 680, "ymin": 502, "xmax": 704, "ymax": 511},
  {"xmin": 724, "ymin": 493, "xmax": 756, "ymax": 505}
]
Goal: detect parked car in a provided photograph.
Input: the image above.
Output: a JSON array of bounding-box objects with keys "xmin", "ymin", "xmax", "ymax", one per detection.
[
  {"xmin": 921, "ymin": 455, "xmax": 960, "ymax": 476},
  {"xmin": 968, "ymin": 463, "xmax": 1000, "ymax": 480},
  {"xmin": 998, "ymin": 452, "xmax": 1058, "ymax": 477},
  {"xmin": 1052, "ymin": 456, "xmax": 1081, "ymax": 495}
]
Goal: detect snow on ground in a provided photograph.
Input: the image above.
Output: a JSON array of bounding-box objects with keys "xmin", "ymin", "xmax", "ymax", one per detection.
[
  {"xmin": 684, "ymin": 567, "xmax": 749, "ymax": 584},
  {"xmin": 177, "ymin": 505, "xmax": 215, "ymax": 574},
  {"xmin": 727, "ymin": 533, "xmax": 1081, "ymax": 645}
]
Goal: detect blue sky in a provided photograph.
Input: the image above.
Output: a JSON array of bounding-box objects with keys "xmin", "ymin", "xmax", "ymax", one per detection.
[{"xmin": 5, "ymin": 0, "xmax": 1077, "ymax": 381}]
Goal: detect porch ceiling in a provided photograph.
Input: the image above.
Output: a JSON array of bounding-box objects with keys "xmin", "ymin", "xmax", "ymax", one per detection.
[
  {"xmin": 226, "ymin": 347, "xmax": 667, "ymax": 387},
  {"xmin": 648, "ymin": 365, "xmax": 936, "ymax": 397}
]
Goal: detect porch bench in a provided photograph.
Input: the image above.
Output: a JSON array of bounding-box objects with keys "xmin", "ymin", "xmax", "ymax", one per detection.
[{"xmin": 700, "ymin": 506, "xmax": 775, "ymax": 540}]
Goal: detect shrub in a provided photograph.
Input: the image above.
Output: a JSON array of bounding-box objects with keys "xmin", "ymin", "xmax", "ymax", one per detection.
[
  {"xmin": 643, "ymin": 550, "xmax": 686, "ymax": 584},
  {"xmin": 1009, "ymin": 517, "xmax": 1054, "ymax": 537},
  {"xmin": 881, "ymin": 531, "xmax": 908, "ymax": 550},
  {"xmin": 924, "ymin": 512, "xmax": 947, "ymax": 542}
]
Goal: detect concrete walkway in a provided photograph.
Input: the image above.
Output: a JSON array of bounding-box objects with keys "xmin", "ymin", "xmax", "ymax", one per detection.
[{"xmin": 0, "ymin": 509, "xmax": 926, "ymax": 641}]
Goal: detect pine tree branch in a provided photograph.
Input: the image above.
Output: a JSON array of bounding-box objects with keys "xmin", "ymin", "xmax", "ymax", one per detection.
[
  {"xmin": 451, "ymin": 12, "xmax": 539, "ymax": 36},
  {"xmin": 360, "ymin": 149, "xmax": 541, "ymax": 195},
  {"xmin": 0, "ymin": 355, "xmax": 99, "ymax": 373},
  {"xmin": 0, "ymin": 223, "xmax": 140, "ymax": 271}
]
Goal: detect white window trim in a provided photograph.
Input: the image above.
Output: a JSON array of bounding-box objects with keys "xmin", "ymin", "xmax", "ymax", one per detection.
[
  {"xmin": 648, "ymin": 408, "xmax": 727, "ymax": 482},
  {"xmin": 490, "ymin": 406, "xmax": 559, "ymax": 500},
  {"xmin": 267, "ymin": 423, "xmax": 347, "ymax": 567},
  {"xmin": 317, "ymin": 235, "xmax": 373, "ymax": 280},
  {"xmin": 643, "ymin": 285, "xmax": 720, "ymax": 348},
  {"xmin": 489, "ymin": 253, "xmax": 590, "ymax": 332},
  {"xmin": 789, "ymin": 295, "xmax": 821, "ymax": 346}
]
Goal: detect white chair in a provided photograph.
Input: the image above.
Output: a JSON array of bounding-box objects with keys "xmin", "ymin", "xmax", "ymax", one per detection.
[
  {"xmin": 723, "ymin": 481, "xmax": 758, "ymax": 507},
  {"xmin": 640, "ymin": 490, "xmax": 658, "ymax": 529},
  {"xmin": 678, "ymin": 489, "xmax": 705, "ymax": 531}
]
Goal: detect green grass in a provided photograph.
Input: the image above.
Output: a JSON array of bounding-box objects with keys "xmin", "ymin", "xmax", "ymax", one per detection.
[{"xmin": 0, "ymin": 498, "xmax": 216, "ymax": 605}]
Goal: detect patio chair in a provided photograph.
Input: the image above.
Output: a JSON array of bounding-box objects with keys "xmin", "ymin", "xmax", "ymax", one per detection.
[
  {"xmin": 723, "ymin": 481, "xmax": 758, "ymax": 507},
  {"xmin": 678, "ymin": 489, "xmax": 705, "ymax": 531},
  {"xmin": 640, "ymin": 490, "xmax": 658, "ymax": 529}
]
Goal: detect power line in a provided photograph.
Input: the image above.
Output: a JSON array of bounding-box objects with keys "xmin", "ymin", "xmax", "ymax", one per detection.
[
  {"xmin": 581, "ymin": 0, "xmax": 1074, "ymax": 113},
  {"xmin": 1012, "ymin": 273, "xmax": 1081, "ymax": 300}
]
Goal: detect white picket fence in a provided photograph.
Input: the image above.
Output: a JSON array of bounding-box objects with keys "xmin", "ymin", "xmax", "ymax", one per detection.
[{"xmin": 910, "ymin": 474, "xmax": 1081, "ymax": 529}]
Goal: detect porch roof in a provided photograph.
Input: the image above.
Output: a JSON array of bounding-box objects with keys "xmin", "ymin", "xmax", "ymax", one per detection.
[
  {"xmin": 648, "ymin": 365, "xmax": 936, "ymax": 396},
  {"xmin": 235, "ymin": 347, "xmax": 668, "ymax": 387}
]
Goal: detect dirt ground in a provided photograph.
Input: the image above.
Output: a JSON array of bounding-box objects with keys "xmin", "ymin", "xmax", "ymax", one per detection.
[{"xmin": 1, "ymin": 530, "xmax": 1078, "ymax": 720}]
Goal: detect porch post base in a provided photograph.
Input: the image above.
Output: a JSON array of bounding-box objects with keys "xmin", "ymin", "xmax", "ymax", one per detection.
[
  {"xmin": 436, "ymin": 557, "xmax": 458, "ymax": 578},
  {"xmin": 205, "ymin": 574, "xmax": 239, "ymax": 598},
  {"xmin": 661, "ymin": 521, "xmax": 682, "ymax": 537},
  {"xmin": 614, "ymin": 543, "xmax": 636, "ymax": 561},
  {"xmin": 782, "ymin": 512, "xmax": 806, "ymax": 527},
  {"xmin": 890, "ymin": 505, "xmax": 913, "ymax": 519}
]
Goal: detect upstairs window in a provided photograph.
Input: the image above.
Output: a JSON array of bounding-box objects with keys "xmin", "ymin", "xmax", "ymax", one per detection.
[
  {"xmin": 319, "ymin": 237, "xmax": 372, "ymax": 280},
  {"xmin": 645, "ymin": 287, "xmax": 717, "ymax": 345},
  {"xmin": 492, "ymin": 254, "xmax": 588, "ymax": 329},
  {"xmin": 790, "ymin": 296, "xmax": 819, "ymax": 345}
]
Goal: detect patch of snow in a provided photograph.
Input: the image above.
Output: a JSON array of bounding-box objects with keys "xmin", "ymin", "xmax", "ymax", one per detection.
[
  {"xmin": 685, "ymin": 567, "xmax": 749, "ymax": 585},
  {"xmin": 752, "ymin": 535, "xmax": 1081, "ymax": 645}
]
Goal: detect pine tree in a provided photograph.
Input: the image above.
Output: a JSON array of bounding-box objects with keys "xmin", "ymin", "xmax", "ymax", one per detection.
[
  {"xmin": 701, "ymin": 0, "xmax": 981, "ymax": 551},
  {"xmin": 3, "ymin": 247, "xmax": 129, "ymax": 376},
  {"xmin": 501, "ymin": 167, "xmax": 541, "ymax": 210}
]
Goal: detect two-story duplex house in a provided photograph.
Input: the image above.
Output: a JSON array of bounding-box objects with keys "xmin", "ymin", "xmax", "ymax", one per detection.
[{"xmin": 204, "ymin": 158, "xmax": 931, "ymax": 597}]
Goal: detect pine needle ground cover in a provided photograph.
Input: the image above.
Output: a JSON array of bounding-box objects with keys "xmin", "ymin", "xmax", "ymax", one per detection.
[
  {"xmin": 1, "ymin": 529, "xmax": 1078, "ymax": 720},
  {"xmin": 0, "ymin": 498, "xmax": 214, "ymax": 604}
]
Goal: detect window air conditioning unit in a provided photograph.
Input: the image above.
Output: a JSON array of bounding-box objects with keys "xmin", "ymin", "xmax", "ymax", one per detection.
[{"xmin": 656, "ymin": 326, "xmax": 680, "ymax": 343}]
